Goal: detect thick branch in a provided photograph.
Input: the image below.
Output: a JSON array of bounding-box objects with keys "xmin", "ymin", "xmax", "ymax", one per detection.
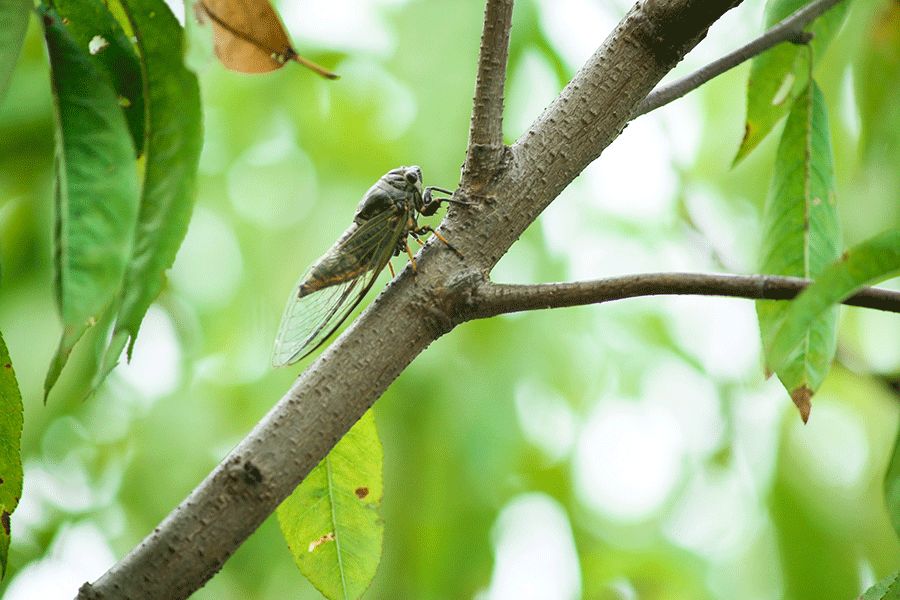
[
  {"xmin": 463, "ymin": 0, "xmax": 515, "ymax": 184},
  {"xmin": 635, "ymin": 0, "xmax": 846, "ymax": 117},
  {"xmin": 466, "ymin": 273, "xmax": 900, "ymax": 320}
]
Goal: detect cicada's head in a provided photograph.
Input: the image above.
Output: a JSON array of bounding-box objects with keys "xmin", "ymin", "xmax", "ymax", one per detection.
[
  {"xmin": 401, "ymin": 165, "xmax": 423, "ymax": 194},
  {"xmin": 383, "ymin": 165, "xmax": 422, "ymax": 192}
]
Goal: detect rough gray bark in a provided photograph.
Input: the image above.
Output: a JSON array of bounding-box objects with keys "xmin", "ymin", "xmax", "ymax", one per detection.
[{"xmin": 76, "ymin": 0, "xmax": 888, "ymax": 598}]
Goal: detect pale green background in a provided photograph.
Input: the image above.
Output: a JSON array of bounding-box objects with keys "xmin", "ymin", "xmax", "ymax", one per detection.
[{"xmin": 0, "ymin": 0, "xmax": 898, "ymax": 598}]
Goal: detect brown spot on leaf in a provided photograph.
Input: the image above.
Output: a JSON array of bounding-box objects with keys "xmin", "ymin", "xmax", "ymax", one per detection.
[
  {"xmin": 307, "ymin": 531, "xmax": 335, "ymax": 553},
  {"xmin": 354, "ymin": 487, "xmax": 369, "ymax": 499},
  {"xmin": 840, "ymin": 250, "xmax": 850, "ymax": 262},
  {"xmin": 4, "ymin": 363, "xmax": 10, "ymax": 369},
  {"xmin": 1, "ymin": 511, "xmax": 10, "ymax": 536},
  {"xmin": 791, "ymin": 386, "xmax": 812, "ymax": 423}
]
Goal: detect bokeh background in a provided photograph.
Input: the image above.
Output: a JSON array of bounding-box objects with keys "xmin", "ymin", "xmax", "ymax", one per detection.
[{"xmin": 1, "ymin": 0, "xmax": 898, "ymax": 598}]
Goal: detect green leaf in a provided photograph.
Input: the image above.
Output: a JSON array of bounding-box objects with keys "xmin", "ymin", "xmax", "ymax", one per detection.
[
  {"xmin": 861, "ymin": 570, "xmax": 900, "ymax": 600},
  {"xmin": 277, "ymin": 411, "xmax": 384, "ymax": 600},
  {"xmin": 756, "ymin": 81, "xmax": 841, "ymax": 422},
  {"xmin": 0, "ymin": 332, "xmax": 24, "ymax": 579},
  {"xmin": 887, "ymin": 425, "xmax": 900, "ymax": 541},
  {"xmin": 0, "ymin": 0, "xmax": 30, "ymax": 106},
  {"xmin": 97, "ymin": 0, "xmax": 202, "ymax": 379},
  {"xmin": 734, "ymin": 0, "xmax": 848, "ymax": 163},
  {"xmin": 41, "ymin": 6, "xmax": 141, "ymax": 399},
  {"xmin": 768, "ymin": 229, "xmax": 900, "ymax": 371},
  {"xmin": 52, "ymin": 0, "xmax": 146, "ymax": 155}
]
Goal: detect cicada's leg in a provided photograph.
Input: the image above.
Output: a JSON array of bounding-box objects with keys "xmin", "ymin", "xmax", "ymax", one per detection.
[
  {"xmin": 415, "ymin": 225, "xmax": 464, "ymax": 258},
  {"xmin": 410, "ymin": 232, "xmax": 425, "ymax": 247},
  {"xmin": 388, "ymin": 261, "xmax": 396, "ymax": 278},
  {"xmin": 427, "ymin": 186, "xmax": 454, "ymax": 195},
  {"xmin": 405, "ymin": 240, "xmax": 417, "ymax": 272},
  {"xmin": 421, "ymin": 187, "xmax": 472, "ymax": 216}
]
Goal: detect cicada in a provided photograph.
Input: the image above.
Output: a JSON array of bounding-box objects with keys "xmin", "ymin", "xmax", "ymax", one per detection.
[{"xmin": 272, "ymin": 166, "xmax": 463, "ymax": 366}]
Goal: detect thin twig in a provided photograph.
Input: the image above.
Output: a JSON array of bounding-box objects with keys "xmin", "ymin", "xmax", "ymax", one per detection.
[
  {"xmin": 634, "ymin": 0, "xmax": 845, "ymax": 117},
  {"xmin": 463, "ymin": 0, "xmax": 514, "ymax": 184},
  {"xmin": 467, "ymin": 273, "xmax": 900, "ymax": 320}
]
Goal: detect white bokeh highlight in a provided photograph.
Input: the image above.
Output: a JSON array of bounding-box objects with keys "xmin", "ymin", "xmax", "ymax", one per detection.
[
  {"xmin": 514, "ymin": 382, "xmax": 578, "ymax": 463},
  {"xmin": 664, "ymin": 468, "xmax": 765, "ymax": 558},
  {"xmin": 171, "ymin": 208, "xmax": 244, "ymax": 309},
  {"xmin": 535, "ymin": 0, "xmax": 618, "ymax": 70},
  {"xmin": 574, "ymin": 399, "xmax": 684, "ymax": 521},
  {"xmin": 482, "ymin": 494, "xmax": 581, "ymax": 600},
  {"xmin": 281, "ymin": 0, "xmax": 408, "ymax": 57},
  {"xmin": 642, "ymin": 358, "xmax": 723, "ymax": 457},
  {"xmin": 226, "ymin": 115, "xmax": 317, "ymax": 230},
  {"xmin": 786, "ymin": 400, "xmax": 870, "ymax": 491},
  {"xmin": 505, "ymin": 50, "xmax": 560, "ymax": 141},
  {"xmin": 3, "ymin": 523, "xmax": 115, "ymax": 600},
  {"xmin": 665, "ymin": 295, "xmax": 762, "ymax": 379},
  {"xmin": 115, "ymin": 307, "xmax": 182, "ymax": 403}
]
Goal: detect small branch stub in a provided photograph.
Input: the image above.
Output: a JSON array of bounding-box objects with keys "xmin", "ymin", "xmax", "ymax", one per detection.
[{"xmin": 463, "ymin": 0, "xmax": 515, "ymax": 186}]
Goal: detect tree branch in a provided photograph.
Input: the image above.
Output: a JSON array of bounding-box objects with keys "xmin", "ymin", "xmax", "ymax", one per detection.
[
  {"xmin": 77, "ymin": 2, "xmax": 783, "ymax": 598},
  {"xmin": 465, "ymin": 273, "xmax": 900, "ymax": 320},
  {"xmin": 463, "ymin": 0, "xmax": 515, "ymax": 185},
  {"xmin": 634, "ymin": 0, "xmax": 846, "ymax": 117}
]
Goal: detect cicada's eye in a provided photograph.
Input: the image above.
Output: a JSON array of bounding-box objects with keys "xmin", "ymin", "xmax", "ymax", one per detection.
[{"xmin": 404, "ymin": 168, "xmax": 420, "ymax": 185}]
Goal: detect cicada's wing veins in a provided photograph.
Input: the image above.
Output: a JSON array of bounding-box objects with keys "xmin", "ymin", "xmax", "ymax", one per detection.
[
  {"xmin": 272, "ymin": 208, "xmax": 409, "ymax": 366},
  {"xmin": 272, "ymin": 277, "xmax": 360, "ymax": 367}
]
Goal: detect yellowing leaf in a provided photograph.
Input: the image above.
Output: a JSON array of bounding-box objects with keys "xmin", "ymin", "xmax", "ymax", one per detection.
[
  {"xmin": 196, "ymin": 0, "xmax": 338, "ymax": 78},
  {"xmin": 277, "ymin": 411, "xmax": 383, "ymax": 600}
]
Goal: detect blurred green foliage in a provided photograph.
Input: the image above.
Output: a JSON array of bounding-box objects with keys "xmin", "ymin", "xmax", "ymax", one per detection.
[{"xmin": 0, "ymin": 0, "xmax": 897, "ymax": 599}]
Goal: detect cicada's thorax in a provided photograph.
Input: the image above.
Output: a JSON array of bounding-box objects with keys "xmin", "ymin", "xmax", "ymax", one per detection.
[
  {"xmin": 298, "ymin": 169, "xmax": 421, "ymax": 297},
  {"xmin": 353, "ymin": 171, "xmax": 420, "ymax": 222}
]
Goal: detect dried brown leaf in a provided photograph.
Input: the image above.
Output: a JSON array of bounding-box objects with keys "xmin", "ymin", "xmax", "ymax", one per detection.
[
  {"xmin": 196, "ymin": 0, "xmax": 337, "ymax": 78},
  {"xmin": 791, "ymin": 385, "xmax": 812, "ymax": 424}
]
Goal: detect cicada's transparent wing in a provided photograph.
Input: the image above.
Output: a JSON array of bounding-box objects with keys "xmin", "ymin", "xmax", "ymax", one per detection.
[
  {"xmin": 272, "ymin": 276, "xmax": 360, "ymax": 367},
  {"xmin": 272, "ymin": 208, "xmax": 409, "ymax": 366}
]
